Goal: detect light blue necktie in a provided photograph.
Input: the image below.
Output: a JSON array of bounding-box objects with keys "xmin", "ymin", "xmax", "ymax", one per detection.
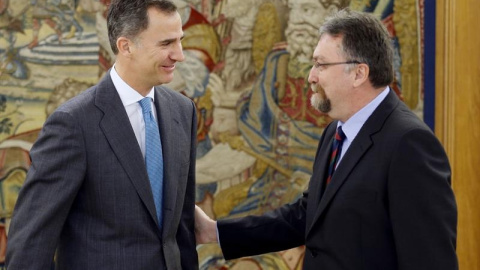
[{"xmin": 139, "ymin": 97, "xmax": 164, "ymax": 227}]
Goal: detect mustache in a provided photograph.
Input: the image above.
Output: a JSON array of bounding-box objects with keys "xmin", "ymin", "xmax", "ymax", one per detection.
[{"xmin": 311, "ymin": 83, "xmax": 327, "ymax": 99}]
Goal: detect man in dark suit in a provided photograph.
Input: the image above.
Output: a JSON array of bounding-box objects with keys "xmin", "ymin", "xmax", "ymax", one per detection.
[
  {"xmin": 6, "ymin": 0, "xmax": 198, "ymax": 269},
  {"xmin": 194, "ymin": 8, "xmax": 458, "ymax": 270}
]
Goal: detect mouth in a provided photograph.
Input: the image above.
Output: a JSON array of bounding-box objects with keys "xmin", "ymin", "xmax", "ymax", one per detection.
[
  {"xmin": 162, "ymin": 64, "xmax": 176, "ymax": 71},
  {"xmin": 311, "ymin": 84, "xmax": 328, "ymax": 99},
  {"xmin": 311, "ymin": 83, "xmax": 321, "ymax": 94}
]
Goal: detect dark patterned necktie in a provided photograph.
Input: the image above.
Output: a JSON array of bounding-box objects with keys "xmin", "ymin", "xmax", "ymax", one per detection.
[{"xmin": 326, "ymin": 126, "xmax": 346, "ymax": 185}]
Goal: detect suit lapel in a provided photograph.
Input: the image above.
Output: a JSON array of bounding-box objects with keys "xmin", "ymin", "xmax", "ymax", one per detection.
[
  {"xmin": 306, "ymin": 122, "xmax": 336, "ymax": 226},
  {"xmin": 95, "ymin": 74, "xmax": 159, "ymax": 229},
  {"xmin": 154, "ymin": 86, "xmax": 180, "ymax": 237},
  {"xmin": 306, "ymin": 90, "xmax": 400, "ymax": 237}
]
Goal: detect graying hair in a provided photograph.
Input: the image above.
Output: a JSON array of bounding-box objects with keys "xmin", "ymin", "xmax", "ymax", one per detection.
[{"xmin": 319, "ymin": 8, "xmax": 394, "ymax": 87}]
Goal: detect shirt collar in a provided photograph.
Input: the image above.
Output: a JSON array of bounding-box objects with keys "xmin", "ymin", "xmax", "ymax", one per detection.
[
  {"xmin": 338, "ymin": 86, "xmax": 390, "ymax": 141},
  {"xmin": 110, "ymin": 64, "xmax": 155, "ymax": 107}
]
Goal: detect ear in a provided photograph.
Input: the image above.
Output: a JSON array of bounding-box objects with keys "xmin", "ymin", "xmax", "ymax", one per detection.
[
  {"xmin": 116, "ymin": 37, "xmax": 133, "ymax": 56},
  {"xmin": 353, "ymin": 63, "xmax": 369, "ymax": 87}
]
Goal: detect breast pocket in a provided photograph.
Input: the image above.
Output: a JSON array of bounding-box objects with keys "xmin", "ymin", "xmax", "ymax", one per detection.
[{"xmin": 336, "ymin": 190, "xmax": 378, "ymax": 220}]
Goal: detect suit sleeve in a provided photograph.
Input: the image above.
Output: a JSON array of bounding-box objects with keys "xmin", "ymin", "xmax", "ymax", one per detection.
[
  {"xmin": 216, "ymin": 122, "xmax": 335, "ymax": 260},
  {"xmin": 217, "ymin": 191, "xmax": 307, "ymax": 260},
  {"xmin": 6, "ymin": 110, "xmax": 86, "ymax": 269},
  {"xmin": 388, "ymin": 128, "xmax": 458, "ymax": 270},
  {"xmin": 177, "ymin": 99, "xmax": 199, "ymax": 269}
]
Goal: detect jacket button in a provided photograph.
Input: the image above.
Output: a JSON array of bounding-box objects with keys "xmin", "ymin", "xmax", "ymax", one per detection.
[{"xmin": 309, "ymin": 249, "xmax": 318, "ymax": 258}]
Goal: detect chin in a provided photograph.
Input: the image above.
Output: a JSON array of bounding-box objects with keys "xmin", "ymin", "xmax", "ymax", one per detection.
[
  {"xmin": 310, "ymin": 93, "xmax": 331, "ymax": 113},
  {"xmin": 158, "ymin": 76, "xmax": 174, "ymax": 86}
]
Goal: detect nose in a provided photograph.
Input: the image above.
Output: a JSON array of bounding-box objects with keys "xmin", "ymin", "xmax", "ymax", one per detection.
[
  {"xmin": 308, "ymin": 66, "xmax": 316, "ymax": 84},
  {"xmin": 171, "ymin": 41, "xmax": 185, "ymax": 62}
]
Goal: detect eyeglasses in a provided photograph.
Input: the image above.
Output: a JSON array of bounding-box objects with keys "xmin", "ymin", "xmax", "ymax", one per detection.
[{"xmin": 313, "ymin": 60, "xmax": 361, "ymax": 68}]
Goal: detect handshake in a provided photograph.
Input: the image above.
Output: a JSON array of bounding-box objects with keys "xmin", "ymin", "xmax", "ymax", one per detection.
[{"xmin": 194, "ymin": 205, "xmax": 218, "ymax": 244}]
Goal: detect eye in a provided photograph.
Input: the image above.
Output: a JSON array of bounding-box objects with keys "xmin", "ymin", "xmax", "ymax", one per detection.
[{"xmin": 313, "ymin": 62, "xmax": 325, "ymax": 70}]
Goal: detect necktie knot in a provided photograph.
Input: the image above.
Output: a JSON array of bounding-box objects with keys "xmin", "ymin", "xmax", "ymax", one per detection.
[
  {"xmin": 139, "ymin": 97, "xmax": 152, "ymax": 115},
  {"xmin": 335, "ymin": 126, "xmax": 346, "ymax": 142}
]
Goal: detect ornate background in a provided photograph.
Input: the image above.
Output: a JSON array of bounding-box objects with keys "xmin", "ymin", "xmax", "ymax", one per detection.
[{"xmin": 0, "ymin": 0, "xmax": 426, "ymax": 269}]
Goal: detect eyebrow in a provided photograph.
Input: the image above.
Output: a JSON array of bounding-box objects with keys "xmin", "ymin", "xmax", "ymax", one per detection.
[
  {"xmin": 312, "ymin": 56, "xmax": 326, "ymax": 62},
  {"xmin": 158, "ymin": 34, "xmax": 185, "ymax": 45}
]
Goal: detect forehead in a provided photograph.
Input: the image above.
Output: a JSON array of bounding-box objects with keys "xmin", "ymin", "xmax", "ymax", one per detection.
[
  {"xmin": 313, "ymin": 34, "xmax": 343, "ymax": 60},
  {"xmin": 146, "ymin": 7, "xmax": 180, "ymax": 26},
  {"xmin": 142, "ymin": 8, "xmax": 183, "ymax": 36}
]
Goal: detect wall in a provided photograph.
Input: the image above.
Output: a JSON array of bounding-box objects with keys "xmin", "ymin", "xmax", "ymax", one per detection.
[{"xmin": 436, "ymin": 0, "xmax": 480, "ymax": 269}]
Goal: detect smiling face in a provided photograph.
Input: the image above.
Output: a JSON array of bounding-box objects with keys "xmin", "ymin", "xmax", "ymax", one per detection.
[
  {"xmin": 308, "ymin": 34, "xmax": 357, "ymax": 122},
  {"xmin": 126, "ymin": 8, "xmax": 185, "ymax": 93}
]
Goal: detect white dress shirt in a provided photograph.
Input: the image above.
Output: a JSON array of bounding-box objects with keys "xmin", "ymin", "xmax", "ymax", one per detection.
[
  {"xmin": 110, "ymin": 65, "xmax": 157, "ymax": 158},
  {"xmin": 336, "ymin": 86, "xmax": 390, "ymax": 166}
]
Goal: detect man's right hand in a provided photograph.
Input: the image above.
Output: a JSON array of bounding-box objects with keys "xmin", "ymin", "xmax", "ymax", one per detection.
[{"xmin": 194, "ymin": 205, "xmax": 219, "ymax": 244}]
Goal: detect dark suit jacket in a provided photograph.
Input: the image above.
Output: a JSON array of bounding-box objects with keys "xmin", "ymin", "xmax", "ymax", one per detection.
[
  {"xmin": 218, "ymin": 90, "xmax": 458, "ymax": 270},
  {"xmin": 6, "ymin": 73, "xmax": 199, "ymax": 269}
]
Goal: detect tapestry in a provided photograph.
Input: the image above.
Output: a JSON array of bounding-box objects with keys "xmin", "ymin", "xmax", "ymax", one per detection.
[{"xmin": 0, "ymin": 0, "xmax": 425, "ymax": 269}]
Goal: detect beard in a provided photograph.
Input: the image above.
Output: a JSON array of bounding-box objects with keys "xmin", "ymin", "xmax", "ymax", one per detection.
[
  {"xmin": 310, "ymin": 83, "xmax": 331, "ymax": 113},
  {"xmin": 285, "ymin": 23, "xmax": 319, "ymax": 63}
]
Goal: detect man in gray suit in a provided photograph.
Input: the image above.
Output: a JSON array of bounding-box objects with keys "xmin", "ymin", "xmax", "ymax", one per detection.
[{"xmin": 6, "ymin": 0, "xmax": 198, "ymax": 269}]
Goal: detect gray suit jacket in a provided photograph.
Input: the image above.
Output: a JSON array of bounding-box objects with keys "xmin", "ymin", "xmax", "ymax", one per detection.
[{"xmin": 6, "ymin": 73, "xmax": 199, "ymax": 269}]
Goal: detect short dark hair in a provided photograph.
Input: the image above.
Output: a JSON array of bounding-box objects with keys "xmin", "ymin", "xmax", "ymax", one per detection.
[
  {"xmin": 319, "ymin": 8, "xmax": 394, "ymax": 88},
  {"xmin": 107, "ymin": 0, "xmax": 178, "ymax": 55}
]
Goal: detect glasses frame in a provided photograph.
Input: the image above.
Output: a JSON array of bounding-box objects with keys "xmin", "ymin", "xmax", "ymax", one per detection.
[{"xmin": 314, "ymin": 60, "xmax": 361, "ymax": 68}]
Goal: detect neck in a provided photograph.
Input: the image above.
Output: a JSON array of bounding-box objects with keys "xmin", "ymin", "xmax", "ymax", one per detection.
[
  {"xmin": 341, "ymin": 85, "xmax": 386, "ymax": 122},
  {"xmin": 114, "ymin": 61, "xmax": 151, "ymax": 97}
]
